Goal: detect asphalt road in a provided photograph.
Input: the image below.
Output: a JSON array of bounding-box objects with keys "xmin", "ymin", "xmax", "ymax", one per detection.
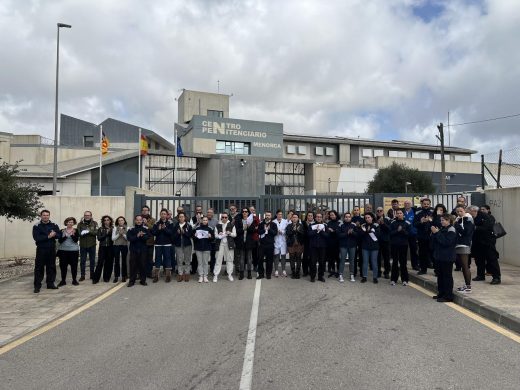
[{"xmin": 1, "ymin": 274, "xmax": 520, "ymax": 390}]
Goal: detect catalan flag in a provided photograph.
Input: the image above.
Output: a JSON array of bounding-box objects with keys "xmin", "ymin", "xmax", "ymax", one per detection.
[
  {"xmin": 140, "ymin": 134, "xmax": 148, "ymax": 156},
  {"xmin": 101, "ymin": 132, "xmax": 110, "ymax": 155}
]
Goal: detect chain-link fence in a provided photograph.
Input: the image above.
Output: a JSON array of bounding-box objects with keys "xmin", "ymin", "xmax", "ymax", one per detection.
[{"xmin": 482, "ymin": 146, "xmax": 520, "ymax": 188}]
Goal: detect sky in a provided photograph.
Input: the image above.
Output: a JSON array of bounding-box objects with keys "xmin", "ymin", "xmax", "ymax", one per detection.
[{"xmin": 1, "ymin": 0, "xmax": 519, "ymax": 156}]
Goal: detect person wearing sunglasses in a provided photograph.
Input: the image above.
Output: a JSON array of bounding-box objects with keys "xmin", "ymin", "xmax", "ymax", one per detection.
[{"xmin": 213, "ymin": 212, "xmax": 237, "ymax": 282}]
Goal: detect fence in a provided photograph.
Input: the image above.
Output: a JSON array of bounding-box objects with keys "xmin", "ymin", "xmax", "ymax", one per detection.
[
  {"xmin": 482, "ymin": 146, "xmax": 520, "ymax": 189},
  {"xmin": 135, "ymin": 192, "xmax": 485, "ymax": 221}
]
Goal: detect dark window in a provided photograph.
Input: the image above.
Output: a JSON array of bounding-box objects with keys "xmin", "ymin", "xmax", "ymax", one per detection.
[
  {"xmin": 207, "ymin": 110, "xmax": 224, "ymax": 118},
  {"xmin": 83, "ymin": 135, "xmax": 94, "ymax": 147},
  {"xmin": 216, "ymin": 140, "xmax": 250, "ymax": 155}
]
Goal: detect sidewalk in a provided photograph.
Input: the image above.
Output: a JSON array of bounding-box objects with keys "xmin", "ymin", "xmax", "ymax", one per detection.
[
  {"xmin": 408, "ymin": 262, "xmax": 520, "ymax": 334},
  {"xmin": 0, "ymin": 273, "xmax": 120, "ymax": 347}
]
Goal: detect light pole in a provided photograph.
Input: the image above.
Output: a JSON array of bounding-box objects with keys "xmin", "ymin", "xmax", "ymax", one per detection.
[
  {"xmin": 52, "ymin": 22, "xmax": 72, "ymax": 195},
  {"xmin": 405, "ymin": 181, "xmax": 412, "ymax": 194}
]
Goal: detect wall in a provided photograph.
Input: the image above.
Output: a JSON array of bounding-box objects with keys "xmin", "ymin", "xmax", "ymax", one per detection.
[
  {"xmin": 0, "ymin": 196, "xmax": 125, "ymax": 259},
  {"xmin": 178, "ymin": 90, "xmax": 230, "ymax": 123},
  {"xmin": 314, "ymin": 166, "xmax": 377, "ymax": 193},
  {"xmin": 9, "ymin": 145, "xmax": 98, "ymax": 165},
  {"xmin": 485, "ymin": 187, "xmax": 520, "ymax": 267},
  {"xmin": 0, "ymin": 132, "xmax": 11, "ymax": 161},
  {"xmin": 376, "ymin": 156, "xmax": 481, "ymax": 174},
  {"xmin": 20, "ymin": 171, "xmax": 92, "ymax": 196}
]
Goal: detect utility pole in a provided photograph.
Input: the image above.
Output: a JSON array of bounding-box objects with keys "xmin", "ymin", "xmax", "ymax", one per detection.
[{"xmin": 436, "ymin": 122, "xmax": 447, "ymax": 193}]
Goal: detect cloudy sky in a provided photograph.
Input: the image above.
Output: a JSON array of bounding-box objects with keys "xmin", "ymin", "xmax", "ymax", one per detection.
[{"xmin": 1, "ymin": 0, "xmax": 519, "ymax": 155}]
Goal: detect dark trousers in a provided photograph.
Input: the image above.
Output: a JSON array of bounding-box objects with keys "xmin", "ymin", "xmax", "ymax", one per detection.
[
  {"xmin": 251, "ymin": 243, "xmax": 259, "ymax": 270},
  {"xmin": 129, "ymin": 250, "xmax": 147, "ymax": 283},
  {"xmin": 302, "ymin": 244, "xmax": 311, "ymax": 275},
  {"xmin": 408, "ymin": 235, "xmax": 419, "ymax": 269},
  {"xmin": 475, "ymin": 245, "xmax": 501, "ymax": 279},
  {"xmin": 58, "ymin": 250, "xmax": 79, "ymax": 282},
  {"xmin": 437, "ymin": 261, "xmax": 454, "ymax": 300},
  {"xmin": 146, "ymin": 245, "xmax": 154, "ymax": 276},
  {"xmin": 327, "ymin": 245, "xmax": 339, "ymax": 273},
  {"xmin": 310, "ymin": 247, "xmax": 326, "ymax": 279},
  {"xmin": 257, "ymin": 245, "xmax": 274, "ymax": 277},
  {"xmin": 113, "ymin": 245, "xmax": 128, "ymax": 278},
  {"xmin": 418, "ymin": 239, "xmax": 431, "ymax": 273},
  {"xmin": 354, "ymin": 243, "xmax": 363, "ymax": 276},
  {"xmin": 377, "ymin": 241, "xmax": 391, "ymax": 277},
  {"xmin": 191, "ymin": 252, "xmax": 198, "ymax": 274},
  {"xmin": 80, "ymin": 246, "xmax": 96, "ymax": 277},
  {"xmin": 34, "ymin": 247, "xmax": 57, "ymax": 289},
  {"xmin": 234, "ymin": 247, "xmax": 243, "ymax": 273},
  {"xmin": 171, "ymin": 246, "xmax": 176, "ymax": 271},
  {"xmin": 390, "ymin": 245, "xmax": 408, "ymax": 283},
  {"xmin": 94, "ymin": 246, "xmax": 114, "ymax": 283},
  {"xmin": 209, "ymin": 243, "xmax": 217, "ymax": 273}
]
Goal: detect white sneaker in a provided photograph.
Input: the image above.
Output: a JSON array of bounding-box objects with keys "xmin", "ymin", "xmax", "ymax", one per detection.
[
  {"xmin": 402, "ymin": 281, "xmax": 408, "ymax": 286},
  {"xmin": 456, "ymin": 285, "xmax": 467, "ymax": 292},
  {"xmin": 282, "ymin": 270, "xmax": 287, "ymax": 277},
  {"xmin": 228, "ymin": 274, "xmax": 234, "ymax": 282},
  {"xmin": 213, "ymin": 276, "xmax": 218, "ymax": 283},
  {"xmin": 203, "ymin": 276, "xmax": 209, "ymax": 283},
  {"xmin": 339, "ymin": 275, "xmax": 345, "ymax": 283},
  {"xmin": 274, "ymin": 270, "xmax": 279, "ymax": 277},
  {"xmin": 350, "ymin": 275, "xmax": 355, "ymax": 282},
  {"xmin": 198, "ymin": 276, "xmax": 203, "ymax": 283},
  {"xmin": 390, "ymin": 281, "xmax": 396, "ymax": 286}
]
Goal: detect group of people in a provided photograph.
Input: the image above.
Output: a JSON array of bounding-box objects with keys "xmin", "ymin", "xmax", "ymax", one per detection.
[{"xmin": 32, "ymin": 196, "xmax": 502, "ymax": 302}]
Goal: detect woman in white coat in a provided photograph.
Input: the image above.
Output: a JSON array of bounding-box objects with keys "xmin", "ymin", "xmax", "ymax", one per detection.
[{"xmin": 273, "ymin": 209, "xmax": 289, "ymax": 277}]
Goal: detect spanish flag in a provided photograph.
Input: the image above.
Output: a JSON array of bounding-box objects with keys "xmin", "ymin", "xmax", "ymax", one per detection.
[
  {"xmin": 140, "ymin": 134, "xmax": 148, "ymax": 156},
  {"xmin": 101, "ymin": 132, "xmax": 110, "ymax": 155}
]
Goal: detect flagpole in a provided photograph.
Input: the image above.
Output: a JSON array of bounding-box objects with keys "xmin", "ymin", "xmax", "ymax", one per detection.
[
  {"xmin": 99, "ymin": 125, "xmax": 102, "ymax": 196},
  {"xmin": 138, "ymin": 127, "xmax": 142, "ymax": 188},
  {"xmin": 173, "ymin": 126, "xmax": 176, "ymax": 196}
]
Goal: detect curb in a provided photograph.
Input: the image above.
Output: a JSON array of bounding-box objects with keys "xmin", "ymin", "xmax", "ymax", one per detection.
[{"xmin": 408, "ymin": 272, "xmax": 520, "ymax": 335}]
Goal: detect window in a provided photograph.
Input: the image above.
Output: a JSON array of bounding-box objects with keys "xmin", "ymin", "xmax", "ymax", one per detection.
[
  {"xmin": 216, "ymin": 140, "xmax": 250, "ymax": 155},
  {"xmin": 373, "ymin": 149, "xmax": 385, "ymax": 157},
  {"xmin": 389, "ymin": 150, "xmax": 407, "ymax": 158},
  {"xmin": 315, "ymin": 146, "xmax": 324, "ymax": 156},
  {"xmin": 207, "ymin": 110, "xmax": 224, "ymax": 118},
  {"xmin": 286, "ymin": 145, "xmax": 296, "ymax": 154},
  {"xmin": 411, "ymin": 151, "xmax": 430, "ymax": 159},
  {"xmin": 83, "ymin": 135, "xmax": 94, "ymax": 147},
  {"xmin": 297, "ymin": 145, "xmax": 307, "ymax": 155},
  {"xmin": 325, "ymin": 147, "xmax": 334, "ymax": 156},
  {"xmin": 362, "ymin": 148, "xmax": 373, "ymax": 158},
  {"xmin": 434, "ymin": 154, "xmax": 450, "ymax": 160},
  {"xmin": 454, "ymin": 155, "xmax": 471, "ymax": 162}
]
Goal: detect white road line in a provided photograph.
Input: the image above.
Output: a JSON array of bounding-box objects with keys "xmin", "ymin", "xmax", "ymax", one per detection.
[{"xmin": 239, "ymin": 279, "xmax": 262, "ymax": 390}]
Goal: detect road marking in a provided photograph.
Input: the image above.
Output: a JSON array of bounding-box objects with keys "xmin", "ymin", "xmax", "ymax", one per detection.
[
  {"xmin": 409, "ymin": 282, "xmax": 520, "ymax": 344},
  {"xmin": 0, "ymin": 282, "xmax": 126, "ymax": 356},
  {"xmin": 239, "ymin": 279, "xmax": 262, "ymax": 390}
]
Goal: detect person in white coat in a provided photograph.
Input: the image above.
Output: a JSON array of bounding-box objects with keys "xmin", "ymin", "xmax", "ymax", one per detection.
[
  {"xmin": 273, "ymin": 210, "xmax": 289, "ymax": 277},
  {"xmin": 213, "ymin": 212, "xmax": 237, "ymax": 282}
]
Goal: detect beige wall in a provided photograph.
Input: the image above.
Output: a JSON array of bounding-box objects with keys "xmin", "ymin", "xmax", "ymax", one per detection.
[
  {"xmin": 485, "ymin": 187, "xmax": 520, "ymax": 267},
  {"xmin": 19, "ymin": 171, "xmax": 92, "ymax": 196},
  {"xmin": 0, "ymin": 196, "xmax": 125, "ymax": 259},
  {"xmin": 10, "ymin": 146, "xmax": 98, "ymax": 165},
  {"xmin": 178, "ymin": 90, "xmax": 230, "ymax": 123},
  {"xmin": 376, "ymin": 156, "xmax": 481, "ymax": 174},
  {"xmin": 0, "ymin": 132, "xmax": 11, "ymax": 162}
]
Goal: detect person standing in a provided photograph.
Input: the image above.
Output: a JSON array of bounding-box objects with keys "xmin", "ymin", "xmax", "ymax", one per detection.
[
  {"xmin": 454, "ymin": 206, "xmax": 474, "ymax": 293},
  {"xmin": 241, "ymin": 208, "xmax": 256, "ymax": 279},
  {"xmin": 351, "ymin": 206, "xmax": 364, "ymax": 277},
  {"xmin": 338, "ymin": 212, "xmax": 358, "ymax": 283},
  {"xmin": 173, "ymin": 212, "xmax": 193, "ymax": 282},
  {"xmin": 190, "ymin": 204, "xmax": 204, "ymax": 275},
  {"xmin": 151, "ymin": 208, "xmax": 173, "ymax": 283},
  {"xmin": 206, "ymin": 208, "xmax": 218, "ymax": 274},
  {"xmin": 301, "ymin": 211, "xmax": 314, "ymax": 277},
  {"xmin": 451, "ymin": 196, "xmax": 467, "ymax": 216},
  {"xmin": 32, "ymin": 210, "xmax": 61, "ymax": 293},
  {"xmin": 77, "ymin": 211, "xmax": 98, "ymax": 281},
  {"xmin": 112, "ymin": 216, "xmax": 129, "ymax": 283},
  {"xmin": 57, "ymin": 217, "xmax": 80, "ymax": 287},
  {"xmin": 403, "ymin": 200, "xmax": 419, "ymax": 271},
  {"xmin": 127, "ymin": 215, "xmax": 149, "ymax": 287},
  {"xmin": 286, "ymin": 213, "xmax": 305, "ymax": 279},
  {"xmin": 193, "ymin": 216, "xmax": 214, "ymax": 283},
  {"xmin": 376, "ymin": 207, "xmax": 391, "ymax": 279},
  {"xmin": 257, "ymin": 211, "xmax": 277, "ymax": 280},
  {"xmin": 431, "ymin": 214, "xmax": 457, "ymax": 302},
  {"xmin": 326, "ymin": 210, "xmax": 340, "ymax": 278},
  {"xmin": 413, "ymin": 198, "xmax": 434, "ymax": 275},
  {"xmin": 389, "ymin": 210, "xmax": 410, "ymax": 286},
  {"xmin": 273, "ymin": 210, "xmax": 289, "ymax": 277},
  {"xmin": 229, "ymin": 204, "xmax": 242, "ymax": 277},
  {"xmin": 387, "ymin": 199, "xmax": 401, "ymax": 219},
  {"xmin": 93, "ymin": 216, "xmax": 114, "ymax": 284},
  {"xmin": 360, "ymin": 213, "xmax": 380, "ymax": 283},
  {"xmin": 308, "ymin": 212, "xmax": 329, "ymax": 282},
  {"xmin": 213, "ymin": 212, "xmax": 237, "ymax": 282},
  {"xmin": 141, "ymin": 206, "xmax": 156, "ymax": 279}
]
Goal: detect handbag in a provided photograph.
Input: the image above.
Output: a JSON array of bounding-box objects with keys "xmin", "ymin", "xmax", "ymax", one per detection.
[{"xmin": 493, "ymin": 222, "xmax": 507, "ymax": 239}]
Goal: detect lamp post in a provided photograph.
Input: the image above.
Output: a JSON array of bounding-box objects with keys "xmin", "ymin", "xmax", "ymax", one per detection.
[
  {"xmin": 52, "ymin": 22, "xmax": 72, "ymax": 195},
  {"xmin": 405, "ymin": 181, "xmax": 412, "ymax": 194}
]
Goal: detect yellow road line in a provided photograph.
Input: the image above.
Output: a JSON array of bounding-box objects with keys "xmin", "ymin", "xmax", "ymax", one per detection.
[
  {"xmin": 409, "ymin": 282, "xmax": 520, "ymax": 344},
  {"xmin": 0, "ymin": 282, "xmax": 126, "ymax": 356}
]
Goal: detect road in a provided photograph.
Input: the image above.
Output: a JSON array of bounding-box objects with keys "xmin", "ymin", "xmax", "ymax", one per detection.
[{"xmin": 1, "ymin": 275, "xmax": 519, "ymax": 390}]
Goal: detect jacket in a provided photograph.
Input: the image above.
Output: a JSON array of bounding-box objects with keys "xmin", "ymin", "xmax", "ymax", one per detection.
[
  {"xmin": 337, "ymin": 222, "xmax": 358, "ymax": 248},
  {"xmin": 143, "ymin": 215, "xmax": 156, "ymax": 246},
  {"xmin": 413, "ymin": 207, "xmax": 434, "ymax": 240},
  {"xmin": 77, "ymin": 219, "xmax": 98, "ymax": 248},
  {"xmin": 432, "ymin": 225, "xmax": 457, "ymax": 262},
  {"xmin": 127, "ymin": 224, "xmax": 149, "ymax": 253},
  {"xmin": 193, "ymin": 225, "xmax": 214, "ymax": 251},
  {"xmin": 245, "ymin": 215, "xmax": 260, "ymax": 249},
  {"xmin": 112, "ymin": 226, "xmax": 128, "ymax": 246},
  {"xmin": 286, "ymin": 221, "xmax": 305, "ymax": 247},
  {"xmin": 326, "ymin": 220, "xmax": 341, "ymax": 247},
  {"xmin": 32, "ymin": 221, "xmax": 61, "ymax": 249},
  {"xmin": 233, "ymin": 216, "xmax": 245, "ymax": 249},
  {"xmin": 308, "ymin": 222, "xmax": 329, "ymax": 248},
  {"xmin": 151, "ymin": 219, "xmax": 173, "ymax": 246},
  {"xmin": 360, "ymin": 223, "xmax": 380, "ymax": 251},
  {"xmin": 57, "ymin": 228, "xmax": 80, "ymax": 251},
  {"xmin": 172, "ymin": 222, "xmax": 193, "ymax": 247},
  {"xmin": 454, "ymin": 215, "xmax": 474, "ymax": 247},
  {"xmin": 97, "ymin": 226, "xmax": 114, "ymax": 247},
  {"xmin": 472, "ymin": 211, "xmax": 496, "ymax": 248},
  {"xmin": 215, "ymin": 222, "xmax": 237, "ymax": 249},
  {"xmin": 376, "ymin": 216, "xmax": 391, "ymax": 242},
  {"xmin": 258, "ymin": 220, "xmax": 277, "ymax": 247},
  {"xmin": 389, "ymin": 219, "xmax": 411, "ymax": 247},
  {"xmin": 403, "ymin": 208, "xmax": 417, "ymax": 236}
]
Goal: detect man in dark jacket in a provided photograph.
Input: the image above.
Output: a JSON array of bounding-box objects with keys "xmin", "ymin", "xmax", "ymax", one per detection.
[
  {"xmin": 387, "ymin": 199, "xmax": 401, "ymax": 219},
  {"xmin": 32, "ymin": 210, "xmax": 61, "ymax": 293},
  {"xmin": 376, "ymin": 207, "xmax": 391, "ymax": 279},
  {"xmin": 308, "ymin": 212, "xmax": 329, "ymax": 283},
  {"xmin": 389, "ymin": 210, "xmax": 410, "ymax": 285},
  {"xmin": 413, "ymin": 198, "xmax": 434, "ymax": 275},
  {"xmin": 127, "ymin": 215, "xmax": 150, "ymax": 287},
  {"xmin": 257, "ymin": 211, "xmax": 277, "ymax": 279},
  {"xmin": 77, "ymin": 210, "xmax": 98, "ymax": 281}
]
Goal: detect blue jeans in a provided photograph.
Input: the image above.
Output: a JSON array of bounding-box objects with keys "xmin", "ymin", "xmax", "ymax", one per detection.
[
  {"xmin": 80, "ymin": 246, "xmax": 96, "ymax": 276},
  {"xmin": 362, "ymin": 249, "xmax": 379, "ymax": 279},
  {"xmin": 154, "ymin": 246, "xmax": 172, "ymax": 269},
  {"xmin": 339, "ymin": 246, "xmax": 357, "ymax": 276}
]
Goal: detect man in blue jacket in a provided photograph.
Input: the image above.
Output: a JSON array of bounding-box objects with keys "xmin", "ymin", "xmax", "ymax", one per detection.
[
  {"xmin": 403, "ymin": 200, "xmax": 419, "ymax": 270},
  {"xmin": 32, "ymin": 210, "xmax": 61, "ymax": 293},
  {"xmin": 257, "ymin": 211, "xmax": 277, "ymax": 280},
  {"xmin": 413, "ymin": 198, "xmax": 434, "ymax": 275}
]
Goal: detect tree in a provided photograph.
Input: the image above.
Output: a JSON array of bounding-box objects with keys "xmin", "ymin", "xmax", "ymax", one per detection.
[
  {"xmin": 0, "ymin": 161, "xmax": 43, "ymax": 221},
  {"xmin": 366, "ymin": 162, "xmax": 435, "ymax": 194}
]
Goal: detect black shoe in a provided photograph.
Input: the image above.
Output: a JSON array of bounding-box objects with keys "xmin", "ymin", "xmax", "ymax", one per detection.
[
  {"xmin": 92, "ymin": 280, "xmax": 98, "ymax": 284},
  {"xmin": 472, "ymin": 276, "xmax": 485, "ymax": 281},
  {"xmin": 34, "ymin": 287, "xmax": 40, "ymax": 293},
  {"xmin": 127, "ymin": 281, "xmax": 135, "ymax": 287},
  {"xmin": 257, "ymin": 274, "xmax": 264, "ymax": 280},
  {"xmin": 72, "ymin": 280, "xmax": 79, "ymax": 286},
  {"xmin": 432, "ymin": 295, "xmax": 441, "ymax": 299},
  {"xmin": 47, "ymin": 285, "xmax": 58, "ymax": 290},
  {"xmin": 140, "ymin": 281, "xmax": 148, "ymax": 286},
  {"xmin": 383, "ymin": 273, "xmax": 389, "ymax": 279},
  {"xmin": 239, "ymin": 272, "xmax": 244, "ymax": 280},
  {"xmin": 113, "ymin": 278, "xmax": 118, "ymax": 283},
  {"xmin": 291, "ymin": 273, "xmax": 296, "ymax": 279},
  {"xmin": 328, "ymin": 272, "xmax": 335, "ymax": 278},
  {"xmin": 318, "ymin": 276, "xmax": 325, "ymax": 282},
  {"xmin": 412, "ymin": 266, "xmax": 420, "ymax": 271},
  {"xmin": 310, "ymin": 277, "xmax": 315, "ymax": 283},
  {"xmin": 417, "ymin": 271, "xmax": 427, "ymax": 275},
  {"xmin": 79, "ymin": 275, "xmax": 85, "ymax": 282},
  {"xmin": 437, "ymin": 297, "xmax": 453, "ymax": 303},
  {"xmin": 361, "ymin": 277, "xmax": 367, "ymax": 283},
  {"xmin": 373, "ymin": 278, "xmax": 378, "ymax": 284},
  {"xmin": 247, "ymin": 271, "xmax": 252, "ymax": 279},
  {"xmin": 266, "ymin": 275, "xmax": 271, "ymax": 279},
  {"xmin": 296, "ymin": 274, "xmax": 300, "ymax": 279},
  {"xmin": 58, "ymin": 280, "xmax": 66, "ymax": 287},
  {"xmin": 122, "ymin": 277, "xmax": 127, "ymax": 283},
  {"xmin": 490, "ymin": 278, "xmax": 501, "ymax": 285},
  {"xmin": 302, "ymin": 272, "xmax": 308, "ymax": 277}
]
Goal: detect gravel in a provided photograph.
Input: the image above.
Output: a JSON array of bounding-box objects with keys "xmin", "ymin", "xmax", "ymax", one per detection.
[{"xmin": 0, "ymin": 257, "xmax": 35, "ymax": 282}]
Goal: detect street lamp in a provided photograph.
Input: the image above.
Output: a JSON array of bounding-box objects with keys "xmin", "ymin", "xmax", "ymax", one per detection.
[
  {"xmin": 405, "ymin": 181, "xmax": 412, "ymax": 193},
  {"xmin": 52, "ymin": 22, "xmax": 72, "ymax": 195}
]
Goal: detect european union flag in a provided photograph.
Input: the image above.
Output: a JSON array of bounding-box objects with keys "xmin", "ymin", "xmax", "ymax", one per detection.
[{"xmin": 176, "ymin": 136, "xmax": 183, "ymax": 157}]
